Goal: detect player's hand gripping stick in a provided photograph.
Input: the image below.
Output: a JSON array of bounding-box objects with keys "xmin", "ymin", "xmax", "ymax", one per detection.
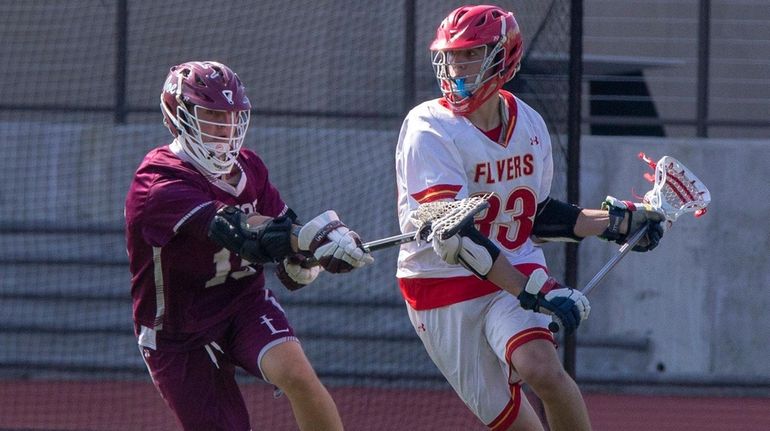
[
  {"xmin": 547, "ymin": 153, "xmax": 711, "ymax": 333},
  {"xmin": 518, "ymin": 269, "xmax": 591, "ymax": 334}
]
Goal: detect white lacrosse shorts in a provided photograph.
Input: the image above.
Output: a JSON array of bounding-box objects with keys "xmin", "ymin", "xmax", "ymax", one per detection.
[{"xmin": 406, "ymin": 290, "xmax": 554, "ymax": 429}]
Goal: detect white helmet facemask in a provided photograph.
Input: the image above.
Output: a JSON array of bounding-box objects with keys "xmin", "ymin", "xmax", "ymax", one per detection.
[
  {"xmin": 170, "ymin": 103, "xmax": 250, "ymax": 177},
  {"xmin": 431, "ymin": 43, "xmax": 506, "ymax": 105}
]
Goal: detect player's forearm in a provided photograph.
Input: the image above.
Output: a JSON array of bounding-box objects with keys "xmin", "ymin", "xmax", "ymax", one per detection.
[
  {"xmin": 574, "ymin": 208, "xmax": 630, "ymax": 237},
  {"xmin": 574, "ymin": 209, "xmax": 609, "ymax": 237},
  {"xmin": 485, "ymin": 255, "xmax": 528, "ymax": 296}
]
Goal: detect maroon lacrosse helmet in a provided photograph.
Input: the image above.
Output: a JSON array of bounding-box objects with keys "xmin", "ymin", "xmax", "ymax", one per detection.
[
  {"xmin": 160, "ymin": 61, "xmax": 251, "ymax": 176},
  {"xmin": 429, "ymin": 5, "xmax": 524, "ymax": 114}
]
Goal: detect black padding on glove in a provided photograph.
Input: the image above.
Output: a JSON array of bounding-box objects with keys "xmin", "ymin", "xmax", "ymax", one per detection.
[
  {"xmin": 599, "ymin": 203, "xmax": 628, "ymax": 243},
  {"xmin": 517, "ymin": 287, "xmax": 581, "ymax": 334},
  {"xmin": 599, "ymin": 198, "xmax": 665, "ymax": 252},
  {"xmin": 633, "ymin": 220, "xmax": 664, "ymax": 252},
  {"xmin": 208, "ymin": 206, "xmax": 294, "ymax": 263}
]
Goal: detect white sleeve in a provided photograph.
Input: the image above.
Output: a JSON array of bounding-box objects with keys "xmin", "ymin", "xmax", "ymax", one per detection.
[
  {"xmin": 396, "ymin": 112, "xmax": 466, "ymax": 233},
  {"xmin": 397, "ymin": 116, "xmax": 467, "ymax": 203}
]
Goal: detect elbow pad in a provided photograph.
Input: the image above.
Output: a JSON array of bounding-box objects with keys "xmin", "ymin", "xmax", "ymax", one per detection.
[
  {"xmin": 531, "ymin": 197, "xmax": 584, "ymax": 242},
  {"xmin": 208, "ymin": 206, "xmax": 294, "ymax": 263}
]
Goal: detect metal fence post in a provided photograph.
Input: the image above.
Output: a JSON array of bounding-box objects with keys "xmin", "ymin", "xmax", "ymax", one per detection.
[
  {"xmin": 696, "ymin": 0, "xmax": 710, "ymax": 137},
  {"xmin": 403, "ymin": 0, "xmax": 416, "ymax": 114},
  {"xmin": 115, "ymin": 0, "xmax": 128, "ymax": 124},
  {"xmin": 565, "ymin": 0, "xmax": 584, "ymax": 379}
]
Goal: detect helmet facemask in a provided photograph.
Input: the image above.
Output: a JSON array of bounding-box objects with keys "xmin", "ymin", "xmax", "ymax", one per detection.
[
  {"xmin": 431, "ymin": 42, "xmax": 508, "ymax": 113},
  {"xmin": 174, "ymin": 103, "xmax": 250, "ymax": 177}
]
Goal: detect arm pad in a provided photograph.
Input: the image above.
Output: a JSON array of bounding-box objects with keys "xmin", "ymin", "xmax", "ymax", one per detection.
[
  {"xmin": 531, "ymin": 197, "xmax": 583, "ymax": 242},
  {"xmin": 208, "ymin": 206, "xmax": 294, "ymax": 263},
  {"xmin": 457, "ymin": 224, "xmax": 500, "ymax": 279},
  {"xmin": 432, "ymin": 224, "xmax": 500, "ymax": 279}
]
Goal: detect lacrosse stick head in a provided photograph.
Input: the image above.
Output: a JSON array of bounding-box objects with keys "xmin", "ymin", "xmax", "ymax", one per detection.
[
  {"xmin": 411, "ymin": 194, "xmax": 491, "ymax": 242},
  {"xmin": 639, "ymin": 153, "xmax": 711, "ymax": 223}
]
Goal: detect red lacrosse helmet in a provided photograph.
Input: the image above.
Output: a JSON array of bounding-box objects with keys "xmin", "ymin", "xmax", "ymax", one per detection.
[
  {"xmin": 160, "ymin": 61, "xmax": 251, "ymax": 177},
  {"xmin": 430, "ymin": 5, "xmax": 524, "ymax": 114}
]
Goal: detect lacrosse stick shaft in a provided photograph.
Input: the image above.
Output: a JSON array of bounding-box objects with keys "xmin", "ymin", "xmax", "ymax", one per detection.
[
  {"xmin": 361, "ymin": 200, "xmax": 486, "ymax": 252},
  {"xmin": 362, "ymin": 232, "xmax": 417, "ymax": 252},
  {"xmin": 302, "ymin": 232, "xmax": 415, "ymax": 267},
  {"xmin": 548, "ymin": 223, "xmax": 649, "ymax": 333},
  {"xmin": 580, "ymin": 223, "xmax": 649, "ymax": 296},
  {"xmin": 304, "ymin": 196, "xmax": 491, "ymax": 266}
]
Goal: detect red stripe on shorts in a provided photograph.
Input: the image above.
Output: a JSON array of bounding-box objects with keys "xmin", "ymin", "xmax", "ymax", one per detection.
[
  {"xmin": 505, "ymin": 328, "xmax": 557, "ymax": 365},
  {"xmin": 487, "ymin": 383, "xmax": 522, "ymax": 431}
]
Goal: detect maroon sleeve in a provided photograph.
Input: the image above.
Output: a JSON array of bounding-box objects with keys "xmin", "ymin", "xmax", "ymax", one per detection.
[
  {"xmin": 141, "ymin": 177, "xmax": 216, "ymax": 247},
  {"xmin": 240, "ymin": 149, "xmax": 288, "ymax": 218}
]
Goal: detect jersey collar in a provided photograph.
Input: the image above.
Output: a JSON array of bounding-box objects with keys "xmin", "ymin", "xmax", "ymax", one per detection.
[
  {"xmin": 438, "ymin": 91, "xmax": 519, "ymax": 148},
  {"xmin": 496, "ymin": 90, "xmax": 518, "ymax": 149},
  {"xmin": 170, "ymin": 139, "xmax": 247, "ymax": 197}
]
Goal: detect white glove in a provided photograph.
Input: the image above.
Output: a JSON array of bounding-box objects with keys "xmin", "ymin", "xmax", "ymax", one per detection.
[
  {"xmin": 431, "ymin": 225, "xmax": 499, "ymax": 279},
  {"xmin": 298, "ymin": 210, "xmax": 374, "ymax": 273},
  {"xmin": 276, "ymin": 254, "xmax": 322, "ymax": 291}
]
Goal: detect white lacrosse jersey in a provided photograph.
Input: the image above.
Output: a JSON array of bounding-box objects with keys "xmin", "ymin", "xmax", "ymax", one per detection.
[{"xmin": 396, "ymin": 90, "xmax": 553, "ymax": 310}]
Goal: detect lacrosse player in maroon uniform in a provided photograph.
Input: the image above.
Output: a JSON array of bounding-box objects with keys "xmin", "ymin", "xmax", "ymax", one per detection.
[
  {"xmin": 395, "ymin": 5, "xmax": 666, "ymax": 431},
  {"xmin": 125, "ymin": 60, "xmax": 373, "ymax": 431}
]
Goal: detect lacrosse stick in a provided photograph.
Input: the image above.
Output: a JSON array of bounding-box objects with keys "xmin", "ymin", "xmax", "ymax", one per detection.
[
  {"xmin": 549, "ymin": 153, "xmax": 711, "ymax": 332},
  {"xmin": 305, "ymin": 195, "xmax": 491, "ymax": 265},
  {"xmin": 371, "ymin": 194, "xmax": 492, "ymax": 250}
]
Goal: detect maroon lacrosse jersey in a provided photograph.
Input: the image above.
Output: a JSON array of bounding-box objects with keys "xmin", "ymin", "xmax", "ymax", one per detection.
[{"xmin": 125, "ymin": 145, "xmax": 287, "ymax": 339}]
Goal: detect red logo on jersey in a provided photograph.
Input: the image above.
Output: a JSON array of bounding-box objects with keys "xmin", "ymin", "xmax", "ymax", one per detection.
[{"xmin": 473, "ymin": 154, "xmax": 534, "ymax": 184}]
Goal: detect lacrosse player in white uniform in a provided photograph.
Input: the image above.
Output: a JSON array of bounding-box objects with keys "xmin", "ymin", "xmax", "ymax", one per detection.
[{"xmin": 395, "ymin": 5, "xmax": 666, "ymax": 431}]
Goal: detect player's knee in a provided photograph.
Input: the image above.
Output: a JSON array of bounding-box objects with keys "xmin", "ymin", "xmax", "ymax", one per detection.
[
  {"xmin": 262, "ymin": 342, "xmax": 322, "ymax": 394},
  {"xmin": 269, "ymin": 358, "xmax": 321, "ymax": 395},
  {"xmin": 519, "ymin": 364, "xmax": 570, "ymax": 400}
]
